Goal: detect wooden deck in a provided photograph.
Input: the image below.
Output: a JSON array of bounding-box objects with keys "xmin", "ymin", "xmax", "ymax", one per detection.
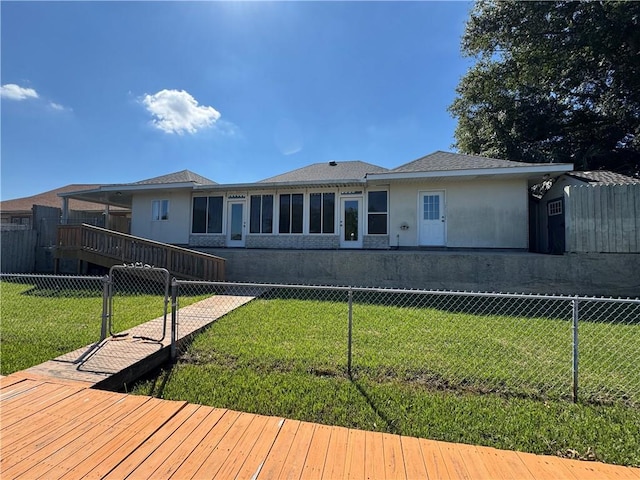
[{"xmin": 1, "ymin": 374, "xmax": 639, "ymax": 480}]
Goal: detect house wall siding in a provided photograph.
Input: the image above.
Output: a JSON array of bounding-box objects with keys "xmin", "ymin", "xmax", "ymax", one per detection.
[
  {"xmin": 389, "ymin": 179, "xmax": 528, "ymax": 249},
  {"xmin": 131, "ymin": 191, "xmax": 191, "ymax": 244},
  {"xmin": 189, "ymin": 234, "xmax": 226, "ymax": 248}
]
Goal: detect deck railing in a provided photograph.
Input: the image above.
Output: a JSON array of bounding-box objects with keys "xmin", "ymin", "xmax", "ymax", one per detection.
[{"xmin": 56, "ymin": 224, "xmax": 225, "ymax": 281}]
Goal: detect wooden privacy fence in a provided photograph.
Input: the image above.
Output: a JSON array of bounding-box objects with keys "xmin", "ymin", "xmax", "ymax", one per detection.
[
  {"xmin": 565, "ymin": 183, "xmax": 640, "ymax": 253},
  {"xmin": 55, "ymin": 224, "xmax": 225, "ymax": 281}
]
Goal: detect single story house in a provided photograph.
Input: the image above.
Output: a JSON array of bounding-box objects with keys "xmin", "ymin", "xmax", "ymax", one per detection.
[{"xmin": 60, "ymin": 151, "xmax": 573, "ymax": 251}]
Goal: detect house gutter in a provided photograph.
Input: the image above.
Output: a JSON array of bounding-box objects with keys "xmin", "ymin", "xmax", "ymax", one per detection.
[{"xmin": 365, "ymin": 163, "xmax": 574, "ymax": 181}]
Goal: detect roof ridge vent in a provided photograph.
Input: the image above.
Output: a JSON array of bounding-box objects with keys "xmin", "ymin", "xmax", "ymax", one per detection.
[{"xmin": 329, "ymin": 161, "xmax": 338, "ymax": 166}]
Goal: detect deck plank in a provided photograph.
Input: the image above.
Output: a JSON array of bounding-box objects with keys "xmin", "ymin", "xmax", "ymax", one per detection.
[
  {"xmin": 322, "ymin": 425, "xmax": 350, "ymax": 480},
  {"xmin": 344, "ymin": 427, "xmax": 367, "ymax": 480},
  {"xmin": 300, "ymin": 423, "xmax": 333, "ymax": 480},
  {"xmin": 144, "ymin": 406, "xmax": 232, "ymax": 479},
  {"xmin": 190, "ymin": 411, "xmax": 257, "ymax": 479},
  {"xmin": 420, "ymin": 438, "xmax": 452, "ymax": 480},
  {"xmin": 162, "ymin": 409, "xmax": 242, "ymax": 479},
  {"xmin": 382, "ymin": 432, "xmax": 407, "ymax": 479},
  {"xmin": 2, "ymin": 393, "xmax": 151, "ymax": 478},
  {"xmin": 400, "ymin": 435, "xmax": 429, "ymax": 479},
  {"xmin": 10, "ymin": 395, "xmax": 160, "ymax": 479},
  {"xmin": 363, "ymin": 430, "xmax": 384, "ymax": 480},
  {"xmin": 438, "ymin": 441, "xmax": 473, "ymax": 480},
  {"xmin": 515, "ymin": 451, "xmax": 580, "ymax": 480},
  {"xmin": 255, "ymin": 419, "xmax": 300, "ymax": 479},
  {"xmin": 100, "ymin": 403, "xmax": 203, "ymax": 479},
  {"xmin": 212, "ymin": 414, "xmax": 272, "ymax": 480},
  {"xmin": 279, "ymin": 421, "xmax": 317, "ymax": 480},
  {"xmin": 232, "ymin": 415, "xmax": 287, "ymax": 480},
  {"xmin": 56, "ymin": 399, "xmax": 188, "ymax": 480},
  {"xmin": 0, "ymin": 383, "xmax": 82, "ymax": 428},
  {"xmin": 1, "ymin": 389, "xmax": 126, "ymax": 462}
]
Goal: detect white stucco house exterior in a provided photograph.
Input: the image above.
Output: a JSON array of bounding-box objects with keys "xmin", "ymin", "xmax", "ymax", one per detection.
[{"xmin": 60, "ymin": 151, "xmax": 573, "ymax": 250}]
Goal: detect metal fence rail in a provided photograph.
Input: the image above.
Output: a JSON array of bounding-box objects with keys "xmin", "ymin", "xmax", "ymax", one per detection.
[{"xmin": 172, "ymin": 281, "xmax": 640, "ymax": 407}]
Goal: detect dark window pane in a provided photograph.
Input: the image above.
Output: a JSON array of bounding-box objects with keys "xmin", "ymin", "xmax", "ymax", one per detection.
[
  {"xmin": 292, "ymin": 194, "xmax": 303, "ymax": 233},
  {"xmin": 323, "ymin": 193, "xmax": 335, "ymax": 233},
  {"xmin": 309, "ymin": 193, "xmax": 321, "ymax": 233},
  {"xmin": 279, "ymin": 194, "xmax": 291, "ymax": 233},
  {"xmin": 208, "ymin": 196, "xmax": 223, "ymax": 233},
  {"xmin": 368, "ymin": 191, "xmax": 387, "ymax": 213},
  {"xmin": 192, "ymin": 197, "xmax": 207, "ymax": 233},
  {"xmin": 250, "ymin": 195, "xmax": 261, "ymax": 233},
  {"xmin": 368, "ymin": 214, "xmax": 387, "ymax": 234},
  {"xmin": 262, "ymin": 195, "xmax": 273, "ymax": 233}
]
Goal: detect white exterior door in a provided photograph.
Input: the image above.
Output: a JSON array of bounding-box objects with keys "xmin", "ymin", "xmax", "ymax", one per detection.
[
  {"xmin": 419, "ymin": 191, "xmax": 446, "ymax": 246},
  {"xmin": 340, "ymin": 197, "xmax": 363, "ymax": 248},
  {"xmin": 226, "ymin": 201, "xmax": 246, "ymax": 247}
]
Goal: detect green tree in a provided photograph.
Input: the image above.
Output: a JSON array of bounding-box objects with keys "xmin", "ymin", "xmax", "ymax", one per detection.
[{"xmin": 449, "ymin": 0, "xmax": 640, "ymax": 176}]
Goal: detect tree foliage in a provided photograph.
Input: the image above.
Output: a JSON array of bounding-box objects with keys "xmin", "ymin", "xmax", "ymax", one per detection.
[{"xmin": 449, "ymin": 1, "xmax": 640, "ymax": 175}]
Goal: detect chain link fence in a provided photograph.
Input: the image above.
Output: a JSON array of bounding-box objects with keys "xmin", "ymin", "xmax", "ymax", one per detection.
[
  {"xmin": 1, "ymin": 271, "xmax": 638, "ymax": 407},
  {"xmin": 172, "ymin": 282, "xmax": 640, "ymax": 407}
]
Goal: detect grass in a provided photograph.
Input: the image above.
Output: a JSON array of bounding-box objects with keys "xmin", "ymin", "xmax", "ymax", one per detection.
[
  {"xmin": 0, "ymin": 280, "xmax": 206, "ymax": 374},
  {"xmin": 132, "ymin": 296, "xmax": 640, "ymax": 466}
]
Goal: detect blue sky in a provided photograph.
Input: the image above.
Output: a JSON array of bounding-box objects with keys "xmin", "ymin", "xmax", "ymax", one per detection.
[{"xmin": 1, "ymin": 1, "xmax": 473, "ymax": 201}]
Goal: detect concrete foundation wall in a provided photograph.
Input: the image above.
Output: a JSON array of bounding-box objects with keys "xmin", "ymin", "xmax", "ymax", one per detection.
[{"xmin": 198, "ymin": 248, "xmax": 639, "ymax": 297}]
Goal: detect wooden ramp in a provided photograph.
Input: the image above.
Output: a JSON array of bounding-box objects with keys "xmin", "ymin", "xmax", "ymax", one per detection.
[
  {"xmin": 23, "ymin": 295, "xmax": 256, "ymax": 390},
  {"xmin": 1, "ymin": 374, "xmax": 639, "ymax": 480}
]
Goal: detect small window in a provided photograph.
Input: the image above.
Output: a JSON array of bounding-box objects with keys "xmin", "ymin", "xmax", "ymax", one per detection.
[
  {"xmin": 250, "ymin": 195, "xmax": 274, "ymax": 234},
  {"xmin": 423, "ymin": 195, "xmax": 440, "ymax": 220},
  {"xmin": 367, "ymin": 191, "xmax": 388, "ymax": 235},
  {"xmin": 152, "ymin": 200, "xmax": 169, "ymax": 221},
  {"xmin": 279, "ymin": 193, "xmax": 304, "ymax": 234},
  {"xmin": 548, "ymin": 199, "xmax": 563, "ymax": 216}
]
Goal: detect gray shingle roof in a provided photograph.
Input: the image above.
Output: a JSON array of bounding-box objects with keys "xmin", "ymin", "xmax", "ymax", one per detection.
[
  {"xmin": 389, "ymin": 151, "xmax": 540, "ymax": 173},
  {"xmin": 566, "ymin": 171, "xmax": 640, "ymax": 185},
  {"xmin": 259, "ymin": 161, "xmax": 388, "ymax": 183},
  {"xmin": 132, "ymin": 170, "xmax": 217, "ymax": 186}
]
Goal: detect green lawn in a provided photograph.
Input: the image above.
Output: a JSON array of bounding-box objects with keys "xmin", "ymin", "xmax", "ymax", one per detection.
[
  {"xmin": 0, "ymin": 280, "xmax": 203, "ymax": 374},
  {"xmin": 132, "ymin": 296, "xmax": 640, "ymax": 466}
]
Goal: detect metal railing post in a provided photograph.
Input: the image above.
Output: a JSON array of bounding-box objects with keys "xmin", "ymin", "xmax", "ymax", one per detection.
[
  {"xmin": 171, "ymin": 278, "xmax": 179, "ymax": 360},
  {"xmin": 348, "ymin": 288, "xmax": 353, "ymax": 378},
  {"xmin": 572, "ymin": 298, "xmax": 579, "ymax": 403},
  {"xmin": 100, "ymin": 274, "xmax": 110, "ymax": 341}
]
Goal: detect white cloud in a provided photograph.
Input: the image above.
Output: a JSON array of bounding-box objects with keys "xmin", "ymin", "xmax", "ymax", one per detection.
[
  {"xmin": 142, "ymin": 89, "xmax": 221, "ymax": 135},
  {"xmin": 1, "ymin": 84, "xmax": 39, "ymax": 101},
  {"xmin": 49, "ymin": 102, "xmax": 65, "ymax": 111}
]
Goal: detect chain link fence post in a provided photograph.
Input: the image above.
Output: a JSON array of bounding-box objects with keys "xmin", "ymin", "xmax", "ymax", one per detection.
[
  {"xmin": 100, "ymin": 274, "xmax": 110, "ymax": 341},
  {"xmin": 171, "ymin": 278, "xmax": 179, "ymax": 360},
  {"xmin": 572, "ymin": 297, "xmax": 580, "ymax": 403},
  {"xmin": 348, "ymin": 287, "xmax": 353, "ymax": 378}
]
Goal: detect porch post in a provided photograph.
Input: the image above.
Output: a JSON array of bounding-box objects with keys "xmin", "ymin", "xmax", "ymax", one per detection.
[{"xmin": 61, "ymin": 197, "xmax": 69, "ymax": 224}]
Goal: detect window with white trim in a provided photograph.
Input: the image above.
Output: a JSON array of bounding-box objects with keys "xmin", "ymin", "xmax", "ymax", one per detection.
[
  {"xmin": 279, "ymin": 193, "xmax": 303, "ymax": 234},
  {"xmin": 309, "ymin": 192, "xmax": 335, "ymax": 234},
  {"xmin": 152, "ymin": 200, "xmax": 169, "ymax": 221},
  {"xmin": 192, "ymin": 196, "xmax": 223, "ymax": 233},
  {"xmin": 367, "ymin": 191, "xmax": 388, "ymax": 234},
  {"xmin": 250, "ymin": 194, "xmax": 273, "ymax": 234}
]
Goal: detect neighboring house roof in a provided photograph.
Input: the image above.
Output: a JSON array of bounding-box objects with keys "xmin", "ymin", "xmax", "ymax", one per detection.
[
  {"xmin": 259, "ymin": 161, "xmax": 388, "ymax": 183},
  {"xmin": 565, "ymin": 170, "xmax": 640, "ymax": 185},
  {"xmin": 131, "ymin": 170, "xmax": 217, "ymax": 186},
  {"xmin": 0, "ymin": 184, "xmax": 127, "ymax": 215},
  {"xmin": 389, "ymin": 151, "xmax": 540, "ymax": 173}
]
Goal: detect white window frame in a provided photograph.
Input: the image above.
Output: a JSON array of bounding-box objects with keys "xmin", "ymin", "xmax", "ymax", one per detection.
[{"xmin": 152, "ymin": 199, "xmax": 169, "ymax": 221}]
